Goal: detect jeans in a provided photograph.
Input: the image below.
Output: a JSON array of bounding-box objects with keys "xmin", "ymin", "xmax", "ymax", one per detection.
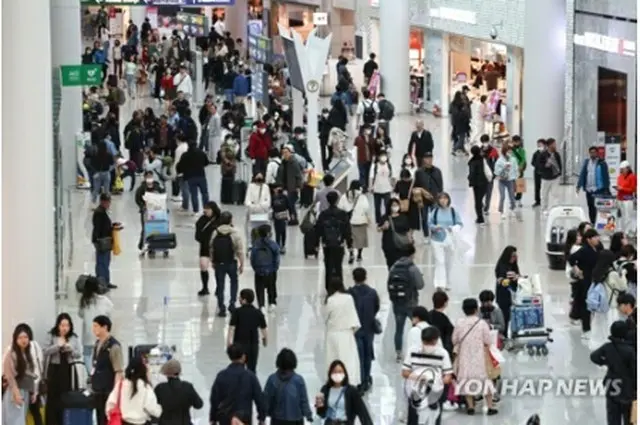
[
  {"xmin": 273, "ymin": 219, "xmax": 287, "ymax": 247},
  {"xmin": 323, "ymin": 246, "xmax": 345, "ymax": 291},
  {"xmin": 392, "ymin": 303, "xmax": 411, "ymax": 352},
  {"xmin": 606, "ymin": 397, "xmax": 631, "ymax": 425},
  {"xmin": 585, "ymin": 190, "xmax": 606, "ymax": 224},
  {"xmin": 373, "ymin": 192, "xmax": 391, "ymax": 224},
  {"xmin": 224, "ymin": 89, "xmax": 234, "ymax": 103},
  {"xmin": 214, "ymin": 262, "xmax": 239, "ymax": 310},
  {"xmin": 92, "ymin": 171, "xmax": 111, "ymax": 203},
  {"xmin": 179, "ymin": 177, "xmax": 190, "ymax": 210},
  {"xmin": 3, "ymin": 388, "xmax": 28, "ymax": 425},
  {"xmin": 483, "ymin": 179, "xmax": 494, "ymax": 213},
  {"xmin": 355, "ymin": 331, "xmax": 374, "ymax": 386},
  {"xmin": 358, "ymin": 162, "xmax": 371, "ymax": 192},
  {"xmin": 472, "ymin": 186, "xmax": 486, "ymax": 223},
  {"xmin": 421, "ymin": 204, "xmax": 432, "ymax": 237},
  {"xmin": 453, "ymin": 131, "xmax": 467, "ymax": 151},
  {"xmin": 188, "ymin": 176, "xmax": 210, "ymax": 213},
  {"xmin": 125, "ymin": 73, "xmax": 136, "ymax": 97},
  {"xmin": 95, "ymin": 249, "xmax": 111, "ymax": 284},
  {"xmin": 497, "ymin": 180, "xmax": 516, "ymax": 213}
]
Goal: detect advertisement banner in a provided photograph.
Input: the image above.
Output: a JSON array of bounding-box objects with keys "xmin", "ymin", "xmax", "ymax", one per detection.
[
  {"xmin": 80, "ymin": 0, "xmax": 235, "ymax": 6},
  {"xmin": 605, "ymin": 135, "xmax": 622, "ymax": 186}
]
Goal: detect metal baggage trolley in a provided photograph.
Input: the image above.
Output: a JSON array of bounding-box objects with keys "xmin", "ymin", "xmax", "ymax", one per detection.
[{"xmin": 509, "ymin": 295, "xmax": 553, "ymax": 355}]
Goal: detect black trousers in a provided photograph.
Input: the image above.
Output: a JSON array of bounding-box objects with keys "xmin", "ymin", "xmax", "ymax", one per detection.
[
  {"xmin": 472, "ymin": 185, "xmax": 486, "ymax": 223},
  {"xmin": 239, "ymin": 342, "xmax": 259, "ymax": 373},
  {"xmin": 573, "ymin": 280, "xmax": 592, "ymax": 332},
  {"xmin": 320, "ymin": 139, "xmax": 333, "ymax": 171},
  {"xmin": 534, "ymin": 173, "xmax": 542, "ymax": 204},
  {"xmin": 586, "ymin": 190, "xmax": 606, "ymax": 224},
  {"xmin": 29, "ymin": 399, "xmax": 43, "ymax": 425},
  {"xmin": 407, "ymin": 401, "xmax": 442, "ymax": 425},
  {"xmin": 94, "ymin": 392, "xmax": 109, "ymax": 425},
  {"xmin": 498, "ymin": 302, "xmax": 511, "ymax": 339},
  {"xmin": 271, "ymin": 420, "xmax": 304, "ymax": 425},
  {"xmin": 606, "ymin": 397, "xmax": 631, "ymax": 425},
  {"xmin": 254, "ymin": 272, "xmax": 277, "ymax": 307},
  {"xmin": 323, "ymin": 246, "xmax": 345, "ymax": 290}
]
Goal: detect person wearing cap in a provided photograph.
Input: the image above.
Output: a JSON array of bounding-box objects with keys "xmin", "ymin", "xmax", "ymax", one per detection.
[
  {"xmin": 276, "ymin": 145, "xmax": 304, "ymax": 224},
  {"xmin": 576, "ymin": 145, "xmax": 611, "ymax": 223},
  {"xmin": 154, "ymin": 359, "xmax": 204, "ymax": 425},
  {"xmin": 92, "ymin": 194, "xmax": 118, "ymax": 289},
  {"xmin": 173, "ymin": 65, "xmax": 193, "ymax": 99},
  {"xmin": 289, "ymin": 127, "xmax": 313, "ymax": 166},
  {"xmin": 616, "ymin": 160, "xmax": 636, "ymax": 235}
]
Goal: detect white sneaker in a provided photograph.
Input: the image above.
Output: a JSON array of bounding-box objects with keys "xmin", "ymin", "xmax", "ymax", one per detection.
[
  {"xmin": 260, "ymin": 306, "xmax": 267, "ymax": 315},
  {"xmin": 268, "ymin": 304, "xmax": 277, "ymax": 312},
  {"xmin": 581, "ymin": 331, "xmax": 591, "ymax": 340},
  {"xmin": 570, "ymin": 319, "xmax": 580, "ymax": 326},
  {"xmin": 442, "ymin": 401, "xmax": 458, "ymax": 411},
  {"xmin": 171, "ymin": 196, "xmax": 182, "ymax": 202},
  {"xmin": 509, "ymin": 210, "xmax": 516, "ymax": 217},
  {"xmin": 423, "ymin": 237, "xmax": 431, "ymax": 245}
]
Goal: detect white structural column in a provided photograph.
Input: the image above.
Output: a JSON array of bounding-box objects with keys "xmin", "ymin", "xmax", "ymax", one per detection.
[
  {"xmin": 2, "ymin": 0, "xmax": 56, "ymax": 347},
  {"xmin": 129, "ymin": 7, "xmax": 147, "ymax": 28},
  {"xmin": 226, "ymin": 0, "xmax": 248, "ymax": 45},
  {"xmin": 522, "ymin": 0, "xmax": 566, "ymax": 178},
  {"xmin": 379, "ymin": 0, "xmax": 410, "ymax": 114},
  {"xmin": 51, "ymin": 0, "xmax": 83, "ymax": 190}
]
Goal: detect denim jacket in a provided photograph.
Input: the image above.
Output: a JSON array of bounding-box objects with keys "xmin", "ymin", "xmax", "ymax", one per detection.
[{"xmin": 493, "ymin": 154, "xmax": 519, "ymax": 181}]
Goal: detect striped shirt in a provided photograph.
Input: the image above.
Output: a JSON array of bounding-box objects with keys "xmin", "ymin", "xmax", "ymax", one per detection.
[
  {"xmin": 402, "ymin": 345, "xmax": 453, "ymax": 408},
  {"xmin": 402, "ymin": 345, "xmax": 453, "ymax": 374}
]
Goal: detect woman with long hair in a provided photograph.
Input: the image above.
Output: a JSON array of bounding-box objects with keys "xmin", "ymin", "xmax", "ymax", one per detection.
[
  {"xmin": 195, "ymin": 201, "xmax": 221, "ymax": 296},
  {"xmin": 2, "ymin": 324, "xmax": 38, "ymax": 425},
  {"xmin": 428, "ymin": 192, "xmax": 464, "ymax": 290},
  {"xmin": 154, "ymin": 359, "xmax": 203, "ymax": 425},
  {"xmin": 106, "ymin": 356, "xmax": 161, "ymax": 424},
  {"xmin": 609, "ymin": 232, "xmax": 629, "ymax": 258},
  {"xmin": 43, "ymin": 313, "xmax": 82, "ymax": 425},
  {"xmin": 379, "ymin": 197, "xmax": 412, "ymax": 269},
  {"xmin": 314, "ymin": 360, "xmax": 373, "ymax": 425},
  {"xmin": 493, "ymin": 143, "xmax": 518, "ymax": 219},
  {"xmin": 78, "ymin": 277, "xmax": 113, "ymax": 365},
  {"xmin": 494, "ymin": 245, "xmax": 520, "ymax": 338},
  {"xmin": 564, "ymin": 229, "xmax": 583, "ymax": 322},
  {"xmin": 324, "ymin": 277, "xmax": 362, "ymax": 387},
  {"xmin": 338, "ymin": 180, "xmax": 371, "ymax": 264}
]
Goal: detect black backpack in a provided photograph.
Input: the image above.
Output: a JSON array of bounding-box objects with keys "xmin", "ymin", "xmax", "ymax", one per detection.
[
  {"xmin": 378, "ymin": 99, "xmax": 395, "ymax": 121},
  {"xmin": 387, "ymin": 261, "xmax": 411, "ymax": 303},
  {"xmin": 212, "ymin": 233, "xmax": 234, "ymax": 263},
  {"xmin": 433, "ymin": 207, "xmax": 456, "ymax": 225},
  {"xmin": 323, "ymin": 216, "xmax": 343, "ymax": 247},
  {"xmin": 361, "ymin": 101, "xmax": 376, "ymax": 124}
]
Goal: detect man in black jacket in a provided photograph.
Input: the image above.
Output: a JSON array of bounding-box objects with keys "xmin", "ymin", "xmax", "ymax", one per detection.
[
  {"xmin": 616, "ymin": 292, "xmax": 637, "ymax": 345},
  {"xmin": 318, "ymin": 108, "xmax": 332, "ymax": 171},
  {"xmin": 315, "ymin": 191, "xmax": 352, "ymax": 290},
  {"xmin": 569, "ymin": 228, "xmax": 602, "ymax": 337},
  {"xmin": 413, "ymin": 153, "xmax": 444, "ymax": 241},
  {"xmin": 155, "ymin": 359, "xmax": 204, "ymax": 423},
  {"xmin": 362, "ymin": 53, "xmax": 378, "ymax": 84},
  {"xmin": 536, "ymin": 138, "xmax": 562, "ymax": 214},
  {"xmin": 530, "ymin": 138, "xmax": 546, "ymax": 207},
  {"xmin": 407, "ymin": 120, "xmax": 434, "ymax": 163},
  {"xmin": 177, "ymin": 143, "xmax": 211, "ymax": 214},
  {"xmin": 92, "ymin": 194, "xmax": 117, "ymax": 289}
]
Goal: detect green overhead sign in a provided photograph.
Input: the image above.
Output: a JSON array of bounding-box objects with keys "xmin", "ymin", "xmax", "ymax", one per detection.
[{"xmin": 60, "ymin": 65, "xmax": 102, "ymax": 87}]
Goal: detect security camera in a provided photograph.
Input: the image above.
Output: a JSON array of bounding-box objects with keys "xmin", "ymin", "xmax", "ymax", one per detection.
[{"xmin": 489, "ymin": 26, "xmax": 498, "ymax": 40}]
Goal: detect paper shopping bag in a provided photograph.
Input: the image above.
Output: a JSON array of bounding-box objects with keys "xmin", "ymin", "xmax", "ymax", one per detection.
[
  {"xmin": 515, "ymin": 177, "xmax": 527, "ymax": 194},
  {"xmin": 112, "ymin": 229, "xmax": 122, "ymax": 256},
  {"xmin": 631, "ymin": 400, "xmax": 637, "ymax": 424}
]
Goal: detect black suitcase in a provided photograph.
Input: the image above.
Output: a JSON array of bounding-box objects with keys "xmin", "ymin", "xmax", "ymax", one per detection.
[
  {"xmin": 147, "ymin": 233, "xmax": 177, "ymax": 250},
  {"xmin": 299, "ymin": 184, "xmax": 314, "ymax": 208},
  {"xmin": 304, "ymin": 229, "xmax": 318, "ymax": 258},
  {"xmin": 220, "ymin": 176, "xmax": 234, "ymax": 204},
  {"xmin": 234, "ymin": 180, "xmax": 248, "ymax": 205}
]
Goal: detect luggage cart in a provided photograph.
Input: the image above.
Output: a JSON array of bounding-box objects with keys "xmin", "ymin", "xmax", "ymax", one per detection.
[
  {"xmin": 544, "ymin": 205, "xmax": 588, "ymax": 270},
  {"xmin": 594, "ymin": 195, "xmax": 619, "ymax": 238},
  {"xmin": 246, "ymin": 212, "xmax": 270, "ymax": 256},
  {"xmin": 142, "ymin": 193, "xmax": 177, "ymax": 258},
  {"xmin": 509, "ymin": 295, "xmax": 553, "ymax": 355}
]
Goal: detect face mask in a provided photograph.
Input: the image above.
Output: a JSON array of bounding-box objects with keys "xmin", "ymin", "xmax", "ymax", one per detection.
[
  {"xmin": 259, "ymin": 129, "xmax": 266, "ymax": 134},
  {"xmin": 404, "ymin": 159, "xmax": 412, "ymax": 166},
  {"xmin": 482, "ymin": 142, "xmax": 489, "ymax": 148},
  {"xmin": 364, "ymin": 130, "xmax": 371, "ymax": 136},
  {"xmin": 538, "ymin": 146, "xmax": 545, "ymax": 151},
  {"xmin": 322, "ymin": 113, "xmax": 329, "ymax": 118},
  {"xmin": 281, "ymin": 105, "xmax": 289, "ymax": 112},
  {"xmin": 273, "ymin": 82, "xmax": 280, "ymax": 87},
  {"xmin": 297, "ymin": 135, "xmax": 304, "ymax": 140},
  {"xmin": 379, "ymin": 156, "xmax": 388, "ymax": 163},
  {"xmin": 145, "ymin": 178, "xmax": 154, "ymax": 185},
  {"xmin": 330, "ymin": 373, "xmax": 345, "ymax": 384},
  {"xmin": 228, "ymin": 123, "xmax": 235, "ymax": 129},
  {"xmin": 391, "ymin": 206, "xmax": 400, "ymax": 213},
  {"xmin": 252, "ymin": 126, "xmax": 258, "ymax": 132}
]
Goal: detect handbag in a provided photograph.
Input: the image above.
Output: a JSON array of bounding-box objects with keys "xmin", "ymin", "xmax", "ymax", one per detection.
[
  {"xmin": 632, "ymin": 400, "xmax": 637, "ymax": 424},
  {"xmin": 95, "ymin": 236, "xmax": 113, "ymax": 252},
  {"xmin": 389, "ymin": 217, "xmax": 412, "ymax": 251},
  {"xmin": 452, "ymin": 319, "xmax": 482, "ymax": 374},
  {"xmin": 399, "ymin": 180, "xmax": 414, "ymax": 212},
  {"xmin": 483, "ymin": 159, "xmax": 493, "ymax": 181},
  {"xmin": 112, "ymin": 229, "xmax": 122, "ymax": 256},
  {"xmin": 107, "ymin": 379, "xmax": 124, "ymax": 425},
  {"xmin": 484, "ymin": 346, "xmax": 501, "ymax": 380}
]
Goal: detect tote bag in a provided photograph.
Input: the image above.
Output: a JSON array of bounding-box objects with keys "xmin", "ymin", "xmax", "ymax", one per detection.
[{"xmin": 107, "ymin": 380, "xmax": 124, "ymax": 425}]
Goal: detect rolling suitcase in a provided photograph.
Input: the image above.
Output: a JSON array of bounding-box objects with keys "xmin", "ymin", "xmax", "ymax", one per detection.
[
  {"xmin": 304, "ymin": 228, "xmax": 319, "ymax": 258},
  {"xmin": 234, "ymin": 180, "xmax": 248, "ymax": 205},
  {"xmin": 299, "ymin": 184, "xmax": 314, "ymax": 208},
  {"xmin": 147, "ymin": 233, "xmax": 177, "ymax": 250},
  {"xmin": 63, "ymin": 408, "xmax": 93, "ymax": 425}
]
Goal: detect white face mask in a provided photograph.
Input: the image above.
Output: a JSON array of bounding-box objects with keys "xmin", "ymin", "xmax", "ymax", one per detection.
[
  {"xmin": 364, "ymin": 130, "xmax": 371, "ymax": 136},
  {"xmin": 379, "ymin": 156, "xmax": 388, "ymax": 163},
  {"xmin": 145, "ymin": 178, "xmax": 154, "ymax": 185},
  {"xmin": 228, "ymin": 123, "xmax": 235, "ymax": 129},
  {"xmin": 330, "ymin": 373, "xmax": 345, "ymax": 384},
  {"xmin": 281, "ymin": 105, "xmax": 289, "ymax": 112},
  {"xmin": 391, "ymin": 206, "xmax": 400, "ymax": 213},
  {"xmin": 273, "ymin": 82, "xmax": 280, "ymax": 87},
  {"xmin": 322, "ymin": 113, "xmax": 329, "ymax": 118},
  {"xmin": 259, "ymin": 129, "xmax": 266, "ymax": 134},
  {"xmin": 538, "ymin": 146, "xmax": 544, "ymax": 151},
  {"xmin": 404, "ymin": 159, "xmax": 412, "ymax": 166}
]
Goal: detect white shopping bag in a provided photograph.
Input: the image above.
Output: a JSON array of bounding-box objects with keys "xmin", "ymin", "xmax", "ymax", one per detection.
[
  {"xmin": 518, "ymin": 274, "xmax": 542, "ymax": 296},
  {"xmin": 143, "ymin": 192, "xmax": 168, "ymax": 211},
  {"xmin": 488, "ymin": 330, "xmax": 505, "ymax": 364}
]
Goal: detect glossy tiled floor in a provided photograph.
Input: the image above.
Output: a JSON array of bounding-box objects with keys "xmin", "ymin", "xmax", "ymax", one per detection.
[{"xmin": 58, "ymin": 95, "xmax": 612, "ymax": 424}]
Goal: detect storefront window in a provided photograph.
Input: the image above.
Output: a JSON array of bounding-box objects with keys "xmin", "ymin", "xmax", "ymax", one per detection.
[{"xmin": 597, "ymin": 67, "xmax": 628, "ymax": 158}]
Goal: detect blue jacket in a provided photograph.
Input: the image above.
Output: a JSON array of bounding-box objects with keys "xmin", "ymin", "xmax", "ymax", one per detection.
[
  {"xmin": 577, "ymin": 158, "xmax": 610, "ymax": 192},
  {"xmin": 209, "ymin": 363, "xmax": 265, "ymax": 424},
  {"xmin": 494, "ymin": 154, "xmax": 520, "ymax": 181},
  {"xmin": 250, "ymin": 238, "xmax": 280, "ymax": 275},
  {"xmin": 428, "ymin": 207, "xmax": 463, "ymax": 243},
  {"xmin": 263, "ymin": 372, "xmax": 313, "ymax": 422},
  {"xmin": 93, "ymin": 49, "xmax": 106, "ymax": 65},
  {"xmin": 233, "ymin": 75, "xmax": 250, "ymax": 97}
]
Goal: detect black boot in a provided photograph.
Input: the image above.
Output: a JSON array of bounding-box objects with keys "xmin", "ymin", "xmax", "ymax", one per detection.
[{"xmin": 198, "ymin": 271, "xmax": 210, "ymax": 296}]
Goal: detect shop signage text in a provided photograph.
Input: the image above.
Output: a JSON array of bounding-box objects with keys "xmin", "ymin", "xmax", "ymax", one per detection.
[
  {"xmin": 429, "ymin": 7, "xmax": 477, "ymax": 25},
  {"xmin": 313, "ymin": 12, "xmax": 328, "ymax": 26},
  {"xmin": 60, "ymin": 65, "xmax": 102, "ymax": 87},
  {"xmin": 248, "ymin": 34, "xmax": 272, "ymax": 64},
  {"xmin": 80, "ymin": 0, "xmax": 236, "ymax": 6},
  {"xmin": 574, "ymin": 32, "xmax": 636, "ymax": 57}
]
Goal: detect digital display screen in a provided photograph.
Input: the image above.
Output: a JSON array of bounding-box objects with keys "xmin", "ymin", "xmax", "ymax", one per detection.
[{"xmin": 282, "ymin": 37, "xmax": 305, "ymax": 92}]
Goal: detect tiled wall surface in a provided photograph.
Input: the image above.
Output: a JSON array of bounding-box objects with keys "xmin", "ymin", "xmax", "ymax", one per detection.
[
  {"xmin": 571, "ymin": 14, "xmax": 636, "ymax": 171},
  {"xmin": 575, "ymin": 0, "xmax": 637, "ymax": 19}
]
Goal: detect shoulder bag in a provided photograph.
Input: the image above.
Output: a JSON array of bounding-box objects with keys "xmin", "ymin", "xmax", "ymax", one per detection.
[
  {"xmin": 33, "ymin": 342, "xmax": 47, "ymax": 396},
  {"xmin": 107, "ymin": 379, "xmax": 124, "ymax": 425},
  {"xmin": 399, "ymin": 180, "xmax": 414, "ymax": 212},
  {"xmin": 452, "ymin": 318, "xmax": 481, "ymax": 374},
  {"xmin": 389, "ymin": 217, "xmax": 412, "ymax": 251},
  {"xmin": 348, "ymin": 194, "xmax": 362, "ymax": 220}
]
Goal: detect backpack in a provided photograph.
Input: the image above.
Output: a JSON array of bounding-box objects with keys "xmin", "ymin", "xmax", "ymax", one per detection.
[
  {"xmin": 432, "ymin": 207, "xmax": 456, "ymax": 225},
  {"xmin": 378, "ymin": 99, "xmax": 395, "ymax": 121},
  {"xmin": 361, "ymin": 101, "xmax": 376, "ymax": 124},
  {"xmin": 387, "ymin": 261, "xmax": 412, "ymax": 303},
  {"xmin": 586, "ymin": 282, "xmax": 610, "ymax": 313},
  {"xmin": 75, "ymin": 274, "xmax": 108, "ymax": 295},
  {"xmin": 323, "ymin": 216, "xmax": 343, "ymax": 247},
  {"xmin": 252, "ymin": 241, "xmax": 275, "ymax": 275},
  {"xmin": 212, "ymin": 233, "xmax": 235, "ymax": 263}
]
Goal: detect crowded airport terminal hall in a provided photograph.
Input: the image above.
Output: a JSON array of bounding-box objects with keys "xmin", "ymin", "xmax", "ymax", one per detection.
[{"xmin": 2, "ymin": 0, "xmax": 638, "ymax": 424}]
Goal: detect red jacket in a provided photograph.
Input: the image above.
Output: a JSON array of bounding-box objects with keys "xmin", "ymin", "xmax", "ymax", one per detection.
[
  {"xmin": 248, "ymin": 131, "xmax": 271, "ymax": 160},
  {"xmin": 617, "ymin": 172, "xmax": 637, "ymax": 200},
  {"xmin": 354, "ymin": 135, "xmax": 375, "ymax": 164}
]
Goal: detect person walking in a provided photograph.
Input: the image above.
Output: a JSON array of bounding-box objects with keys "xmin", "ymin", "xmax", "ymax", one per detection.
[
  {"xmin": 250, "ymin": 225, "xmax": 281, "ymax": 312},
  {"xmin": 315, "ymin": 191, "xmax": 352, "ymax": 290},
  {"xmin": 338, "ymin": 180, "xmax": 371, "ymax": 264},
  {"xmin": 494, "ymin": 143, "xmax": 519, "ymax": 219},
  {"xmin": 537, "ymin": 138, "xmax": 562, "ymax": 215},
  {"xmin": 210, "ymin": 212, "xmax": 244, "ymax": 317},
  {"xmin": 530, "ymin": 139, "xmax": 546, "ymax": 207},
  {"xmin": 226, "ymin": 289, "xmax": 268, "ymax": 373},
  {"xmin": 467, "ymin": 145, "xmax": 489, "ymax": 224}
]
